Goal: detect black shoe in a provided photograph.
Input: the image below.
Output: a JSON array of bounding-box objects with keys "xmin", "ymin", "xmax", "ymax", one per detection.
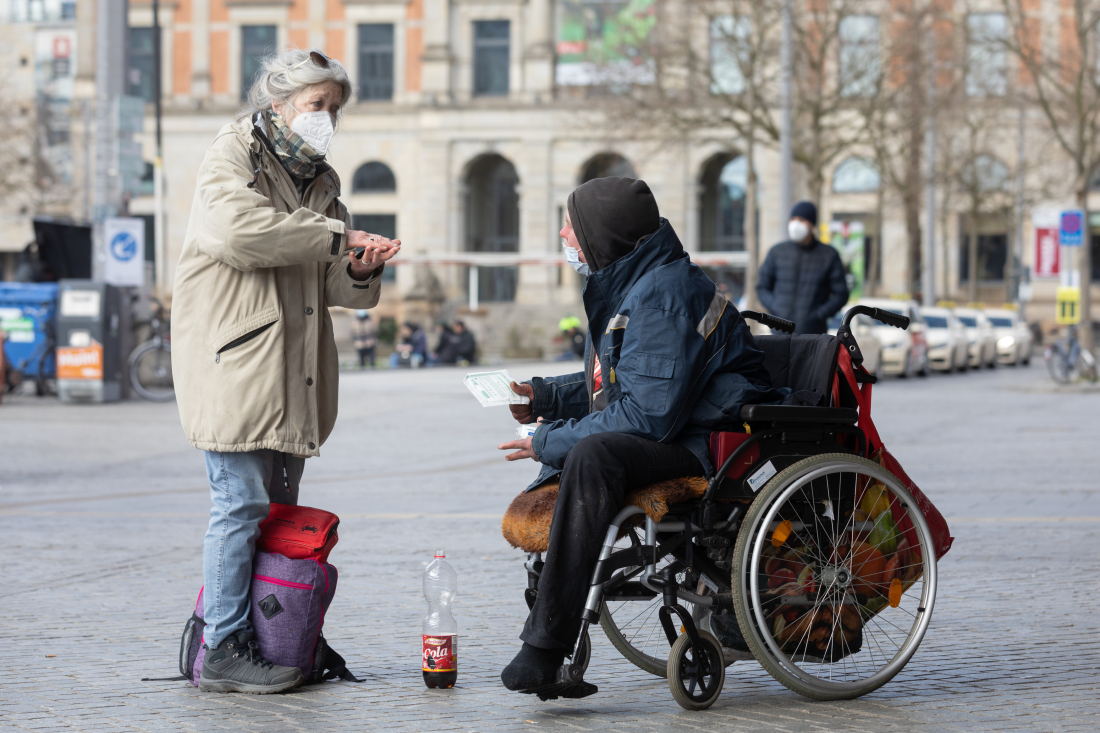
[
  {"xmin": 501, "ymin": 643, "xmax": 564, "ymax": 691},
  {"xmin": 199, "ymin": 631, "xmax": 303, "ymax": 694}
]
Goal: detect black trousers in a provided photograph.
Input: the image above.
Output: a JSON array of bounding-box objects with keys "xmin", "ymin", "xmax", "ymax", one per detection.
[{"xmin": 520, "ymin": 432, "xmax": 704, "ymax": 652}]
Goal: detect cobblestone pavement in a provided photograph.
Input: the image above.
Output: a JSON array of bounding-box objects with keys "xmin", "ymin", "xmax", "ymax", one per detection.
[{"xmin": 1, "ymin": 360, "xmax": 1098, "ymax": 732}]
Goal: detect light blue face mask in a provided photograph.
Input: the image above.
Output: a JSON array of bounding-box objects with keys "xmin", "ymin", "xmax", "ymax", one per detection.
[{"xmin": 563, "ymin": 242, "xmax": 591, "ymax": 277}]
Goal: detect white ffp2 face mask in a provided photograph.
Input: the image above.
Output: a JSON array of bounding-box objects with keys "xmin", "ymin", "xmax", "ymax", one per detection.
[
  {"xmin": 563, "ymin": 242, "xmax": 591, "ymax": 277},
  {"xmin": 788, "ymin": 219, "xmax": 811, "ymax": 244},
  {"xmin": 289, "ymin": 108, "xmax": 335, "ymax": 155}
]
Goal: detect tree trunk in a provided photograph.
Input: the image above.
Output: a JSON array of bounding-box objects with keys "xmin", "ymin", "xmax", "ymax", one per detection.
[
  {"xmin": 869, "ymin": 180, "xmax": 885, "ymax": 297},
  {"xmin": 968, "ymin": 209, "xmax": 979, "ymax": 304},
  {"xmin": 745, "ymin": 126, "xmax": 760, "ymax": 310}
]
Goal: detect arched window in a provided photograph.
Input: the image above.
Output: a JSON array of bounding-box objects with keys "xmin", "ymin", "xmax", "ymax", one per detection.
[
  {"xmin": 832, "ymin": 157, "xmax": 880, "ymax": 193},
  {"xmin": 466, "ymin": 154, "xmax": 520, "ymax": 302},
  {"xmin": 580, "ymin": 152, "xmax": 636, "ymax": 183},
  {"xmin": 352, "ymin": 161, "xmax": 396, "ymax": 193},
  {"xmin": 700, "ymin": 153, "xmax": 750, "ymax": 252},
  {"xmin": 963, "ymin": 154, "xmax": 1010, "ymax": 192}
]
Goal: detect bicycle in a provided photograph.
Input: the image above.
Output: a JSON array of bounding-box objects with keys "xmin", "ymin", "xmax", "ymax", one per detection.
[
  {"xmin": 1044, "ymin": 324, "xmax": 1097, "ymax": 384},
  {"xmin": 129, "ymin": 298, "xmax": 174, "ymax": 401}
]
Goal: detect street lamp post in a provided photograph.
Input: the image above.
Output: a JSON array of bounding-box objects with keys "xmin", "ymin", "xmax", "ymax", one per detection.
[
  {"xmin": 779, "ymin": 0, "xmax": 793, "ymax": 240},
  {"xmin": 153, "ymin": 0, "xmax": 166, "ymax": 294}
]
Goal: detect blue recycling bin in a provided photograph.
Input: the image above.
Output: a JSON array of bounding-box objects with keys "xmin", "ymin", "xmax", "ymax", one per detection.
[{"xmin": 0, "ymin": 282, "xmax": 59, "ymax": 380}]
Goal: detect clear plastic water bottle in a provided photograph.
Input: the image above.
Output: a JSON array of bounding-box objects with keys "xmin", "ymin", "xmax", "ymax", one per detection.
[{"xmin": 422, "ymin": 550, "xmax": 458, "ymax": 688}]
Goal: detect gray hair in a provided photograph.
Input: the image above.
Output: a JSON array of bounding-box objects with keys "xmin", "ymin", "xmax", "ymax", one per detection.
[{"xmin": 239, "ymin": 48, "xmax": 352, "ymax": 121}]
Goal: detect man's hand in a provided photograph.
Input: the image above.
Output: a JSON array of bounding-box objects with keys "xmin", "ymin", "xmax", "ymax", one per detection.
[
  {"xmin": 347, "ymin": 230, "xmax": 400, "ymax": 279},
  {"xmin": 499, "ymin": 436, "xmax": 535, "ymax": 462},
  {"xmin": 509, "ymin": 381, "xmax": 534, "ymax": 423}
]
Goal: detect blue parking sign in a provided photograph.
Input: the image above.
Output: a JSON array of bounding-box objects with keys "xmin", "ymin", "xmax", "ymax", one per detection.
[{"xmin": 1060, "ymin": 210, "xmax": 1084, "ymax": 247}]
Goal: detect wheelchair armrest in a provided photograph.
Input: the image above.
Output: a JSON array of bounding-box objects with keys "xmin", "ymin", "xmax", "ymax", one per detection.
[{"xmin": 740, "ymin": 404, "xmax": 859, "ymax": 424}]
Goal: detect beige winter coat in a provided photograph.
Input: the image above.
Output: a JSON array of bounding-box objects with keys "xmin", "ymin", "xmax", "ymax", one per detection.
[{"xmin": 172, "ymin": 116, "xmax": 382, "ymax": 456}]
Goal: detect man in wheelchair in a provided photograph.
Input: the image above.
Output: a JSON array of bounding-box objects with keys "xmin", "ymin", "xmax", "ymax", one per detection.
[{"xmin": 496, "ymin": 177, "xmax": 789, "ymax": 697}]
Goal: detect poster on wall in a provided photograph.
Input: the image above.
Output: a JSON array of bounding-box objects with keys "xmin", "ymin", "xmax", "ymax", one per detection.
[
  {"xmin": 828, "ymin": 220, "xmax": 866, "ymax": 300},
  {"xmin": 556, "ymin": 0, "xmax": 656, "ymax": 86},
  {"xmin": 1032, "ymin": 208, "xmax": 1060, "ymax": 279}
]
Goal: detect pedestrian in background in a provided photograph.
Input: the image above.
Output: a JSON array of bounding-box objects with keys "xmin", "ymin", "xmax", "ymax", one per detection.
[
  {"xmin": 756, "ymin": 201, "xmax": 849, "ymax": 334},
  {"xmin": 351, "ymin": 310, "xmax": 377, "ymax": 368},
  {"xmin": 390, "ymin": 321, "xmax": 427, "ymax": 368},
  {"xmin": 171, "ymin": 48, "xmax": 399, "ymax": 694}
]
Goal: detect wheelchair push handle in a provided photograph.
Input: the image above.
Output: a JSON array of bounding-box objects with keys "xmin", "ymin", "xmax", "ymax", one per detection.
[
  {"xmin": 843, "ymin": 305, "xmax": 910, "ymax": 330},
  {"xmin": 740, "ymin": 310, "xmax": 796, "ymax": 334}
]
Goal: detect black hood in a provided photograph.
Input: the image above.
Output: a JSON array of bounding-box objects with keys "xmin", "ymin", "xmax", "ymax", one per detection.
[{"xmin": 567, "ymin": 177, "xmax": 660, "ymax": 272}]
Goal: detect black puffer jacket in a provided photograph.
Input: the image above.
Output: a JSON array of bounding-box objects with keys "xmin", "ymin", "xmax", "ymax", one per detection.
[{"xmin": 756, "ymin": 238, "xmax": 849, "ymax": 334}]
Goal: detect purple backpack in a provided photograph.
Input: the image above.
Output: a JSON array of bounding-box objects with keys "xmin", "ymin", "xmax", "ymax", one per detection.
[{"xmin": 179, "ymin": 551, "xmax": 358, "ymax": 685}]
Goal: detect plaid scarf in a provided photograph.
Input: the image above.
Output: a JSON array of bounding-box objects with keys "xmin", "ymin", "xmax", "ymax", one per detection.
[{"xmin": 266, "ymin": 111, "xmax": 324, "ymax": 179}]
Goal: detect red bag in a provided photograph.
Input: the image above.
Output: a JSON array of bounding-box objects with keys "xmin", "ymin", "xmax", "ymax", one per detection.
[
  {"xmin": 257, "ymin": 504, "xmax": 340, "ymax": 564},
  {"xmin": 836, "ymin": 349, "xmax": 954, "ymax": 560}
]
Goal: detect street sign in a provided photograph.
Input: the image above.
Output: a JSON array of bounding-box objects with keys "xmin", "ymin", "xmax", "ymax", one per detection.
[
  {"xmin": 1032, "ymin": 209, "xmax": 1060, "ymax": 278},
  {"xmin": 103, "ymin": 217, "xmax": 145, "ymax": 287},
  {"xmin": 1059, "ymin": 209, "xmax": 1084, "ymax": 247},
  {"xmin": 1056, "ymin": 286, "xmax": 1081, "ymax": 325}
]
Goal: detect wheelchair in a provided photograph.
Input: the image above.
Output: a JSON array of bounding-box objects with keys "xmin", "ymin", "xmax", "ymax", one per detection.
[{"xmin": 503, "ymin": 306, "xmax": 940, "ymax": 710}]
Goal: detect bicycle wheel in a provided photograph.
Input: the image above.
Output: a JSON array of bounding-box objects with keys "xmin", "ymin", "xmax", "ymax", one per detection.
[
  {"xmin": 732, "ymin": 453, "xmax": 937, "ymax": 701},
  {"xmin": 599, "ymin": 526, "xmax": 694, "ymax": 678},
  {"xmin": 130, "ymin": 340, "xmax": 175, "ymax": 402},
  {"xmin": 1045, "ymin": 346, "xmax": 1071, "ymax": 384}
]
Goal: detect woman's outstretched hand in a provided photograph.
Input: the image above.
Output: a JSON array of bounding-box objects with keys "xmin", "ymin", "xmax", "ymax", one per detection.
[{"xmin": 347, "ymin": 230, "xmax": 400, "ymax": 278}]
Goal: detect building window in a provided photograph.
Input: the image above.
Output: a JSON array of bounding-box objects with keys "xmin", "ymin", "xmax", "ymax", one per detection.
[
  {"xmin": 700, "ymin": 154, "xmax": 748, "ymax": 252},
  {"xmin": 959, "ymin": 232, "xmax": 1007, "ymax": 282},
  {"xmin": 839, "ymin": 15, "xmax": 879, "ymax": 98},
  {"xmin": 832, "ymin": 157, "xmax": 881, "ymax": 193},
  {"xmin": 358, "ymin": 24, "xmax": 394, "ymax": 101},
  {"xmin": 128, "ymin": 27, "xmax": 157, "ymax": 103},
  {"xmin": 351, "ymin": 214, "xmax": 398, "ymax": 281},
  {"xmin": 962, "ymin": 154, "xmax": 1010, "ymax": 193},
  {"xmin": 473, "ymin": 20, "xmax": 510, "ymax": 97},
  {"xmin": 466, "ymin": 154, "xmax": 520, "ymax": 301},
  {"xmin": 241, "ymin": 25, "xmax": 278, "ymax": 102},
  {"xmin": 710, "ymin": 15, "xmax": 750, "ymax": 96},
  {"xmin": 967, "ymin": 13, "xmax": 1008, "ymax": 97},
  {"xmin": 352, "ymin": 162, "xmax": 397, "ymax": 193}
]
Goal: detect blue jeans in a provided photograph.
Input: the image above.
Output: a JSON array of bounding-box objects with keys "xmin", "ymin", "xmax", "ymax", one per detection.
[{"xmin": 202, "ymin": 450, "xmax": 304, "ymax": 648}]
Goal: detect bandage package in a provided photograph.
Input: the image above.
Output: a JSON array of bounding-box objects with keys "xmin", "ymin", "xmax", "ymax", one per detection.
[{"xmin": 463, "ymin": 370, "xmax": 531, "ymax": 407}]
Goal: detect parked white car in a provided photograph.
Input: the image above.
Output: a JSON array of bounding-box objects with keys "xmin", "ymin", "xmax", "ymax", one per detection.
[
  {"xmin": 920, "ymin": 306, "xmax": 970, "ymax": 372},
  {"xmin": 985, "ymin": 308, "xmax": 1033, "ymax": 366},
  {"xmin": 954, "ymin": 307, "xmax": 997, "ymax": 369},
  {"xmin": 827, "ymin": 308, "xmax": 884, "ymax": 379},
  {"xmin": 856, "ymin": 298, "xmax": 928, "ymax": 377}
]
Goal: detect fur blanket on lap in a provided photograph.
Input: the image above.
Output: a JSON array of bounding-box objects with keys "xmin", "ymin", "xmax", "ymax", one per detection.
[{"xmin": 501, "ymin": 476, "xmax": 708, "ymax": 554}]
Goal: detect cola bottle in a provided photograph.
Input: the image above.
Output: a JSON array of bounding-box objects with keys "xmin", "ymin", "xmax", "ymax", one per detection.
[{"xmin": 422, "ymin": 550, "xmax": 458, "ymax": 688}]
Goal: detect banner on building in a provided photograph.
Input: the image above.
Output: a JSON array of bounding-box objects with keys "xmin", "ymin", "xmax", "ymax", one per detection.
[
  {"xmin": 1032, "ymin": 208, "xmax": 1060, "ymax": 279},
  {"xmin": 34, "ymin": 28, "xmax": 77, "ymax": 187},
  {"xmin": 828, "ymin": 220, "xmax": 866, "ymax": 300},
  {"xmin": 556, "ymin": 0, "xmax": 656, "ymax": 86},
  {"xmin": 103, "ymin": 217, "xmax": 145, "ymax": 287}
]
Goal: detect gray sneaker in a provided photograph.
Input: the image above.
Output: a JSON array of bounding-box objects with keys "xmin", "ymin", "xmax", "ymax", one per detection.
[{"xmin": 198, "ymin": 631, "xmax": 303, "ymax": 694}]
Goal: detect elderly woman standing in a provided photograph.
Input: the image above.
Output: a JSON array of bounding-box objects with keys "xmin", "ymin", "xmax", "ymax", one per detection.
[{"xmin": 172, "ymin": 49, "xmax": 399, "ymax": 694}]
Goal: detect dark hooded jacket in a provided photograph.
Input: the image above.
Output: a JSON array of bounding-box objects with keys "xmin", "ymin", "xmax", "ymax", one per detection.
[
  {"xmin": 524, "ymin": 183, "xmax": 787, "ymax": 490},
  {"xmin": 756, "ymin": 237, "xmax": 849, "ymax": 335}
]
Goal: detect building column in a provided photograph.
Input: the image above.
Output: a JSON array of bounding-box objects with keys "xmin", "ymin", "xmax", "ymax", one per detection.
[
  {"xmin": 191, "ymin": 0, "xmax": 211, "ymax": 100},
  {"xmin": 420, "ymin": 0, "xmax": 451, "ymax": 103},
  {"xmin": 523, "ymin": 0, "xmax": 553, "ymax": 102}
]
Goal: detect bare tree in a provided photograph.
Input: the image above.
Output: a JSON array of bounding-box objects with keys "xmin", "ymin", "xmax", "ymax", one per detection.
[
  {"xmin": 595, "ymin": 0, "xmax": 881, "ymax": 306},
  {"xmin": 1001, "ymin": 0, "xmax": 1100, "ymax": 348}
]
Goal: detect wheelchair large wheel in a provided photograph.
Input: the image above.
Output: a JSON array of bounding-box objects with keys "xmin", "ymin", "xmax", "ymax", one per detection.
[
  {"xmin": 599, "ymin": 526, "xmax": 693, "ymax": 678},
  {"xmin": 731, "ymin": 453, "xmax": 937, "ymax": 701}
]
